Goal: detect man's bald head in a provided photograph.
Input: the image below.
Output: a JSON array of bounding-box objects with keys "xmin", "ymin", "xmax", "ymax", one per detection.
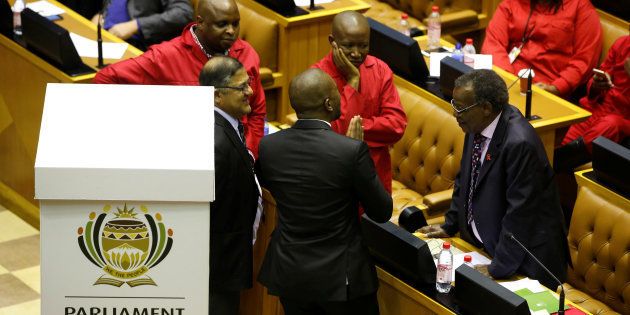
[
  {"xmin": 195, "ymin": 0, "xmax": 240, "ymax": 54},
  {"xmin": 331, "ymin": 11, "xmax": 369, "ymax": 39},
  {"xmin": 289, "ymin": 69, "xmax": 341, "ymax": 121}
]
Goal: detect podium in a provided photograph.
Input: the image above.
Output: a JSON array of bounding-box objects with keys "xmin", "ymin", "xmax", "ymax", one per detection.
[{"xmin": 34, "ymin": 84, "xmax": 214, "ymax": 314}]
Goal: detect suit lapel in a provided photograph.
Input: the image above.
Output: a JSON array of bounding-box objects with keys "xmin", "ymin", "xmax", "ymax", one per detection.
[
  {"xmin": 215, "ymin": 112, "xmax": 254, "ymax": 171},
  {"xmin": 475, "ymin": 108, "xmax": 510, "ymax": 188}
]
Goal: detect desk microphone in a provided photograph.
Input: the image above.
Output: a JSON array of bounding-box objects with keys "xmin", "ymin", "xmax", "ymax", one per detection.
[
  {"xmin": 309, "ymin": 0, "xmax": 323, "ymax": 11},
  {"xmin": 96, "ymin": 0, "xmax": 111, "ymax": 68},
  {"xmin": 506, "ymin": 68, "xmax": 540, "ymax": 121},
  {"xmin": 506, "ymin": 232, "xmax": 565, "ymax": 315}
]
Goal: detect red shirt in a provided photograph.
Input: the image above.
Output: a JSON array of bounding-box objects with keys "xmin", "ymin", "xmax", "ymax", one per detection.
[
  {"xmin": 94, "ymin": 23, "xmax": 266, "ymax": 157},
  {"xmin": 313, "ymin": 52, "xmax": 407, "ymax": 193},
  {"xmin": 581, "ymin": 36, "xmax": 630, "ymax": 119},
  {"xmin": 482, "ymin": 0, "xmax": 602, "ymax": 96}
]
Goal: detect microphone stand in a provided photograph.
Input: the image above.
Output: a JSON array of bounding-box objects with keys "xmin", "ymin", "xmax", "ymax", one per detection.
[
  {"xmin": 96, "ymin": 0, "xmax": 110, "ymax": 68},
  {"xmin": 525, "ymin": 70, "xmax": 540, "ymax": 121},
  {"xmin": 309, "ymin": 0, "xmax": 323, "ymax": 11},
  {"xmin": 508, "ymin": 233, "xmax": 565, "ymax": 315}
]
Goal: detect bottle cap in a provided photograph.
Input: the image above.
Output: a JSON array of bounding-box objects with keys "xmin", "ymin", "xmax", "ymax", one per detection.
[
  {"xmin": 401, "ymin": 13, "xmax": 408, "ymax": 19},
  {"xmin": 442, "ymin": 242, "xmax": 450, "ymax": 249},
  {"xmin": 455, "ymin": 43, "xmax": 462, "ymax": 49},
  {"xmin": 432, "ymin": 6, "xmax": 439, "ymax": 12},
  {"xmin": 466, "ymin": 38, "xmax": 473, "ymax": 45},
  {"xmin": 464, "ymin": 255, "xmax": 472, "ymax": 262}
]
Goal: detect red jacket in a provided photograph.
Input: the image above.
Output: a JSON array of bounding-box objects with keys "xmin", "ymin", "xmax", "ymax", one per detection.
[
  {"xmin": 94, "ymin": 23, "xmax": 266, "ymax": 157},
  {"xmin": 482, "ymin": 0, "xmax": 602, "ymax": 96},
  {"xmin": 313, "ymin": 52, "xmax": 407, "ymax": 193}
]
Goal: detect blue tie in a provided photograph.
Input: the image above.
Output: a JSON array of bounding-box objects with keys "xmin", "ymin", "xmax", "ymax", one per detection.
[{"xmin": 467, "ymin": 134, "xmax": 485, "ymax": 225}]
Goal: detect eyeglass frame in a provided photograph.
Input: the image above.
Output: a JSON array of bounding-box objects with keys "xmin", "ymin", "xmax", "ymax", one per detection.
[
  {"xmin": 215, "ymin": 77, "xmax": 253, "ymax": 94},
  {"xmin": 450, "ymin": 99, "xmax": 479, "ymax": 114}
]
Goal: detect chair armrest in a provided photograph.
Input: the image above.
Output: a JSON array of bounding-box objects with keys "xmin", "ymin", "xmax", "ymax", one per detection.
[
  {"xmin": 259, "ymin": 67, "xmax": 274, "ymax": 88},
  {"xmin": 422, "ymin": 189, "xmax": 453, "ymax": 216}
]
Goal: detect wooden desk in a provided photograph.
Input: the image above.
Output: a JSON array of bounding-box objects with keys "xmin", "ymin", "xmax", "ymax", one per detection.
[
  {"xmin": 238, "ymin": 0, "xmax": 370, "ymax": 123},
  {"xmin": 0, "ymin": 0, "xmax": 142, "ymax": 227},
  {"xmin": 407, "ymin": 36, "xmax": 591, "ymax": 162},
  {"xmin": 574, "ymin": 169, "xmax": 630, "ymax": 210}
]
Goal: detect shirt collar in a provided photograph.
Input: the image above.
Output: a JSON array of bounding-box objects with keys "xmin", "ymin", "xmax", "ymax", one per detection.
[
  {"xmin": 215, "ymin": 107, "xmax": 240, "ymax": 134},
  {"xmin": 188, "ymin": 25, "xmax": 230, "ymax": 58},
  {"xmin": 480, "ymin": 111, "xmax": 502, "ymax": 140},
  {"xmin": 298, "ymin": 118, "xmax": 331, "ymax": 127}
]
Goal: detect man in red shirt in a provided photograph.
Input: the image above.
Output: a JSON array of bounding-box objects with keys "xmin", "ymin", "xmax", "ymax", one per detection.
[
  {"xmin": 312, "ymin": 11, "xmax": 407, "ymax": 194},
  {"xmin": 94, "ymin": 0, "xmax": 265, "ymax": 157},
  {"xmin": 482, "ymin": 0, "xmax": 601, "ymax": 98},
  {"xmin": 555, "ymin": 35, "xmax": 630, "ymax": 171}
]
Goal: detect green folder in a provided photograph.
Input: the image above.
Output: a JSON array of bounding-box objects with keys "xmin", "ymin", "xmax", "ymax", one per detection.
[{"xmin": 514, "ymin": 288, "xmax": 569, "ymax": 313}]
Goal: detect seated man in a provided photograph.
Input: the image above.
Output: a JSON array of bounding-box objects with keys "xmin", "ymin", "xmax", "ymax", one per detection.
[
  {"xmin": 312, "ymin": 10, "xmax": 407, "ymax": 195},
  {"xmin": 94, "ymin": 0, "xmax": 265, "ymax": 157},
  {"xmin": 92, "ymin": 0, "xmax": 193, "ymax": 50},
  {"xmin": 555, "ymin": 35, "xmax": 630, "ymax": 172},
  {"xmin": 420, "ymin": 70, "xmax": 568, "ymax": 290},
  {"xmin": 256, "ymin": 69, "xmax": 392, "ymax": 315}
]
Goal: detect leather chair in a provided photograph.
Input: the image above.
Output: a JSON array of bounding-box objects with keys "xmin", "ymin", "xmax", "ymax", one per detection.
[
  {"xmin": 597, "ymin": 9, "xmax": 629, "ymax": 65},
  {"xmin": 190, "ymin": 0, "xmax": 279, "ymax": 88},
  {"xmin": 363, "ymin": 0, "xmax": 482, "ymax": 36},
  {"xmin": 389, "ymin": 85, "xmax": 464, "ymax": 226},
  {"xmin": 564, "ymin": 179, "xmax": 630, "ymax": 315}
]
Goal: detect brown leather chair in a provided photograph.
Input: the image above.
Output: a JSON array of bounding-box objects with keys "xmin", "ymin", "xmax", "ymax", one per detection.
[
  {"xmin": 564, "ymin": 177, "xmax": 630, "ymax": 315},
  {"xmin": 190, "ymin": 0, "xmax": 279, "ymax": 87},
  {"xmin": 363, "ymin": 0, "xmax": 483, "ymax": 36},
  {"xmin": 389, "ymin": 85, "xmax": 464, "ymax": 226}
]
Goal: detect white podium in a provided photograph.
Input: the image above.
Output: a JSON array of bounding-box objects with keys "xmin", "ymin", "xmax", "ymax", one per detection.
[{"xmin": 35, "ymin": 84, "xmax": 215, "ymax": 315}]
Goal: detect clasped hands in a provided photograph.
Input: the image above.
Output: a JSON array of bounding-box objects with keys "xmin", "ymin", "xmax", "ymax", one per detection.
[{"xmin": 346, "ymin": 115, "xmax": 363, "ymax": 141}]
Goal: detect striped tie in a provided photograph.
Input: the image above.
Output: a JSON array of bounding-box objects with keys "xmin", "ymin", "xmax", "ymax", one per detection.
[{"xmin": 467, "ymin": 133, "xmax": 486, "ymax": 225}]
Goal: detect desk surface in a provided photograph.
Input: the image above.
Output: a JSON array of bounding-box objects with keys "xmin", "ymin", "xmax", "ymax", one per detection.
[{"xmin": 240, "ymin": 0, "xmax": 370, "ymax": 27}]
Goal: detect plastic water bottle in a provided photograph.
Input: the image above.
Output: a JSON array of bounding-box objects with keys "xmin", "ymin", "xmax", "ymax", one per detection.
[
  {"xmin": 463, "ymin": 254, "xmax": 473, "ymax": 268},
  {"xmin": 436, "ymin": 241, "xmax": 453, "ymax": 293},
  {"xmin": 12, "ymin": 0, "xmax": 25, "ymax": 36},
  {"xmin": 452, "ymin": 43, "xmax": 463, "ymax": 63},
  {"xmin": 399, "ymin": 13, "xmax": 410, "ymax": 37},
  {"xmin": 427, "ymin": 6, "xmax": 441, "ymax": 51},
  {"xmin": 263, "ymin": 118, "xmax": 269, "ymax": 136},
  {"xmin": 462, "ymin": 38, "xmax": 476, "ymax": 68}
]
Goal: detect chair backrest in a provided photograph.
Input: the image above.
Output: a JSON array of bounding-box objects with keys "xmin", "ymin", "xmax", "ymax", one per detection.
[
  {"xmin": 390, "ymin": 85, "xmax": 464, "ymax": 197},
  {"xmin": 567, "ymin": 184, "xmax": 630, "ymax": 314},
  {"xmin": 597, "ymin": 9, "xmax": 629, "ymax": 65}
]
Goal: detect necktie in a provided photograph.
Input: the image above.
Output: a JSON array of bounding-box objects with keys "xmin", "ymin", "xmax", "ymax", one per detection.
[
  {"xmin": 467, "ymin": 133, "xmax": 486, "ymax": 225},
  {"xmin": 237, "ymin": 122, "xmax": 245, "ymax": 144}
]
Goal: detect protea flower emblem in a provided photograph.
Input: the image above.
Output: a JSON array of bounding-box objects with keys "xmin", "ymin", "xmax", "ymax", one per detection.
[{"xmin": 77, "ymin": 204, "xmax": 174, "ymax": 287}]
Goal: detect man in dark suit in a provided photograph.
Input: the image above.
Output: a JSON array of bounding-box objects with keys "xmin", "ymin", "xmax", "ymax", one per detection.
[
  {"xmin": 420, "ymin": 69, "xmax": 568, "ymax": 290},
  {"xmin": 256, "ymin": 69, "xmax": 392, "ymax": 315},
  {"xmin": 199, "ymin": 56, "xmax": 259, "ymax": 314}
]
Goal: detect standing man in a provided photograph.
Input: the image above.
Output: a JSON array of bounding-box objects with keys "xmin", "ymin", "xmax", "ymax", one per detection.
[
  {"xmin": 313, "ymin": 10, "xmax": 407, "ymax": 194},
  {"xmin": 200, "ymin": 56, "xmax": 259, "ymax": 314},
  {"xmin": 94, "ymin": 0, "xmax": 265, "ymax": 157},
  {"xmin": 420, "ymin": 70, "xmax": 568, "ymax": 290},
  {"xmin": 257, "ymin": 69, "xmax": 392, "ymax": 315}
]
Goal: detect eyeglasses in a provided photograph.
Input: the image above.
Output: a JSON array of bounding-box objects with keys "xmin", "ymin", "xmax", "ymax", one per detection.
[
  {"xmin": 216, "ymin": 77, "xmax": 252, "ymax": 94},
  {"xmin": 450, "ymin": 99, "xmax": 478, "ymax": 114}
]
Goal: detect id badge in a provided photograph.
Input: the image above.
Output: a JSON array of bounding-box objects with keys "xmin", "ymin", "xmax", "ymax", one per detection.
[{"xmin": 508, "ymin": 45, "xmax": 522, "ymax": 64}]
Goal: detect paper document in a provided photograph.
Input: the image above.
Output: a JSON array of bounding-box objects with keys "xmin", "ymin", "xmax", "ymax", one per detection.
[
  {"xmin": 499, "ymin": 277, "xmax": 547, "ymax": 293},
  {"xmin": 69, "ymin": 33, "xmax": 128, "ymax": 59},
  {"xmin": 294, "ymin": 0, "xmax": 334, "ymax": 6},
  {"xmin": 429, "ymin": 52, "xmax": 493, "ymax": 77},
  {"xmin": 451, "ymin": 251, "xmax": 491, "ymax": 279},
  {"xmin": 26, "ymin": 0, "xmax": 66, "ymax": 17}
]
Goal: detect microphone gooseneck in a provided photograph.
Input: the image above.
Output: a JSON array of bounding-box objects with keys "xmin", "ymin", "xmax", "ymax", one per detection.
[{"xmin": 506, "ymin": 233, "xmax": 565, "ymax": 315}]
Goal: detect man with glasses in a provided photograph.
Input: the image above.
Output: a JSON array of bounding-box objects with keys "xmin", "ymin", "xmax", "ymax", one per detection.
[
  {"xmin": 200, "ymin": 56, "xmax": 259, "ymax": 314},
  {"xmin": 420, "ymin": 69, "xmax": 568, "ymax": 290},
  {"xmin": 312, "ymin": 11, "xmax": 407, "ymax": 197},
  {"xmin": 94, "ymin": 0, "xmax": 265, "ymax": 158}
]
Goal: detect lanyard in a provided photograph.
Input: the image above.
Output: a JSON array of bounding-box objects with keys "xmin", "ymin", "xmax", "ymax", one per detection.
[{"xmin": 521, "ymin": 6, "xmax": 535, "ymax": 45}]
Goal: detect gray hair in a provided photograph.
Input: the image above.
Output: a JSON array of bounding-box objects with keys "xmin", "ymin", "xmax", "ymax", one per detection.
[{"xmin": 454, "ymin": 69, "xmax": 508, "ymax": 113}]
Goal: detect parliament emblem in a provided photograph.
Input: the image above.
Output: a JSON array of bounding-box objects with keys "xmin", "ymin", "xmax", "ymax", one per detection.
[{"xmin": 77, "ymin": 204, "xmax": 174, "ymax": 287}]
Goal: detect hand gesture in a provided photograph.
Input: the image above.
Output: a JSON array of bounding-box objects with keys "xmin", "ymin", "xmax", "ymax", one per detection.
[
  {"xmin": 418, "ymin": 224, "xmax": 449, "ymax": 238},
  {"xmin": 591, "ymin": 71, "xmax": 613, "ymax": 91},
  {"xmin": 346, "ymin": 115, "xmax": 363, "ymax": 141},
  {"xmin": 331, "ymin": 41, "xmax": 360, "ymax": 90},
  {"xmin": 108, "ymin": 20, "xmax": 139, "ymax": 40}
]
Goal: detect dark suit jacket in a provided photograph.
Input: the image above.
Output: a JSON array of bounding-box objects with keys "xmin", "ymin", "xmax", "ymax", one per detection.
[
  {"xmin": 210, "ymin": 112, "xmax": 259, "ymax": 292},
  {"xmin": 257, "ymin": 120, "xmax": 392, "ymax": 301},
  {"xmin": 442, "ymin": 105, "xmax": 568, "ymax": 289}
]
